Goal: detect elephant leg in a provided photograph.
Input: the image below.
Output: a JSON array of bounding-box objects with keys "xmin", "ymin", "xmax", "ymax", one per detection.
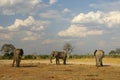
[
  {"xmin": 16, "ymin": 59, "xmax": 18, "ymax": 67},
  {"xmin": 100, "ymin": 58, "xmax": 103, "ymax": 66},
  {"xmin": 56, "ymin": 58, "xmax": 57, "ymax": 64},
  {"xmin": 96, "ymin": 58, "xmax": 98, "ymax": 67},
  {"xmin": 50, "ymin": 57, "xmax": 53, "ymax": 63},
  {"xmin": 96, "ymin": 57, "xmax": 100, "ymax": 67},
  {"xmin": 63, "ymin": 58, "xmax": 66, "ymax": 65},
  {"xmin": 16, "ymin": 58, "xmax": 20, "ymax": 67},
  {"xmin": 18, "ymin": 58, "xmax": 21, "ymax": 67},
  {"xmin": 12, "ymin": 58, "xmax": 15, "ymax": 67},
  {"xmin": 56, "ymin": 58, "xmax": 58, "ymax": 64},
  {"xmin": 57, "ymin": 59, "xmax": 60, "ymax": 64}
]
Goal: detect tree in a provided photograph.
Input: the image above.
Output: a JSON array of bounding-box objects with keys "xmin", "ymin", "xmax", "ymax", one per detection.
[
  {"xmin": 63, "ymin": 43, "xmax": 73, "ymax": 58},
  {"xmin": 116, "ymin": 48, "xmax": 120, "ymax": 54},
  {"xmin": 109, "ymin": 50, "xmax": 116, "ymax": 55},
  {"xmin": 109, "ymin": 48, "xmax": 120, "ymax": 55},
  {"xmin": 0, "ymin": 44, "xmax": 15, "ymax": 55}
]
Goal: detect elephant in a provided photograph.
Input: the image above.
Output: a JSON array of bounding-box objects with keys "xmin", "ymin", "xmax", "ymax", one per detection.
[
  {"xmin": 94, "ymin": 50, "xmax": 104, "ymax": 67},
  {"xmin": 12, "ymin": 49, "xmax": 24, "ymax": 67},
  {"xmin": 50, "ymin": 51, "xmax": 67, "ymax": 65}
]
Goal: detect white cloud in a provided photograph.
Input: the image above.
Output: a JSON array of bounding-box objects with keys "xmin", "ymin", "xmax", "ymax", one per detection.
[
  {"xmin": 0, "ymin": 0, "xmax": 21, "ymax": 6},
  {"xmin": 62, "ymin": 8, "xmax": 71, "ymax": 13},
  {"xmin": 0, "ymin": 16, "xmax": 50, "ymax": 41},
  {"xmin": 0, "ymin": 0, "xmax": 42, "ymax": 15},
  {"xmin": 42, "ymin": 39, "xmax": 56, "ymax": 44},
  {"xmin": 40, "ymin": 10, "xmax": 70, "ymax": 21},
  {"xmin": 22, "ymin": 36, "xmax": 37, "ymax": 41},
  {"xmin": 21, "ymin": 31, "xmax": 39, "ymax": 41},
  {"xmin": 7, "ymin": 16, "xmax": 31, "ymax": 31},
  {"xmin": 103, "ymin": 11, "xmax": 120, "ymax": 28},
  {"xmin": 72, "ymin": 11, "xmax": 120, "ymax": 28},
  {"xmin": 49, "ymin": 0, "xmax": 57, "ymax": 4},
  {"xmin": 89, "ymin": 1, "xmax": 120, "ymax": 11},
  {"xmin": 0, "ymin": 33, "xmax": 13, "ymax": 40},
  {"xmin": 7, "ymin": 16, "xmax": 49, "ymax": 31},
  {"xmin": 31, "ymin": 26, "xmax": 44, "ymax": 31},
  {"xmin": 58, "ymin": 24, "xmax": 103, "ymax": 37},
  {"xmin": 40, "ymin": 10, "xmax": 60, "ymax": 19}
]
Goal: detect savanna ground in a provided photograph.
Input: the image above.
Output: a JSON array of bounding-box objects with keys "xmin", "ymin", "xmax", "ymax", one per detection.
[{"xmin": 0, "ymin": 58, "xmax": 120, "ymax": 80}]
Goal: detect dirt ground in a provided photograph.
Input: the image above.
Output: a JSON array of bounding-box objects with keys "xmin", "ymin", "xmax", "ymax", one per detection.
[{"xmin": 0, "ymin": 58, "xmax": 120, "ymax": 80}]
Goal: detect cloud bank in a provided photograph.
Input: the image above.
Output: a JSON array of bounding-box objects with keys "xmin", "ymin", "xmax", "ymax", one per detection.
[
  {"xmin": 58, "ymin": 11, "xmax": 120, "ymax": 37},
  {"xmin": 58, "ymin": 24, "xmax": 103, "ymax": 37},
  {"xmin": 0, "ymin": 0, "xmax": 42, "ymax": 15},
  {"xmin": 0, "ymin": 16, "xmax": 50, "ymax": 40},
  {"xmin": 72, "ymin": 11, "xmax": 120, "ymax": 28}
]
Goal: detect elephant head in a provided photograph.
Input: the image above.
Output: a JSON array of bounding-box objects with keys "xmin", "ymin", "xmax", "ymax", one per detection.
[
  {"xmin": 50, "ymin": 51, "xmax": 67, "ymax": 65},
  {"xmin": 12, "ymin": 48, "xmax": 24, "ymax": 67},
  {"xmin": 94, "ymin": 50, "xmax": 104, "ymax": 67}
]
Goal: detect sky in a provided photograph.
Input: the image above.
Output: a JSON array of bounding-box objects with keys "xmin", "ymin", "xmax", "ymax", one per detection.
[{"xmin": 0, "ymin": 0, "xmax": 120, "ymax": 55}]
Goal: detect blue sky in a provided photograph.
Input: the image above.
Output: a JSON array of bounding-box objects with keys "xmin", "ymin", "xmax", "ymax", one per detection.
[{"xmin": 0, "ymin": 0, "xmax": 120, "ymax": 54}]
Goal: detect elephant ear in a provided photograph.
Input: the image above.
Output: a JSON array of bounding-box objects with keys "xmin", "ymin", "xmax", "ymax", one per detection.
[
  {"xmin": 20, "ymin": 49, "xmax": 24, "ymax": 56},
  {"xmin": 94, "ymin": 50, "xmax": 97, "ymax": 56},
  {"xmin": 9, "ymin": 52, "xmax": 14, "ymax": 57}
]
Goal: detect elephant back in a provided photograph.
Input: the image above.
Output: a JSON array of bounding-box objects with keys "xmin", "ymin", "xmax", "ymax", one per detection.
[
  {"xmin": 95, "ymin": 50, "xmax": 104, "ymax": 58},
  {"xmin": 51, "ymin": 51, "xmax": 66, "ymax": 58}
]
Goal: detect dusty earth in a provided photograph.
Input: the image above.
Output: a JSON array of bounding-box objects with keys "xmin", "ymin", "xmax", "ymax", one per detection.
[{"xmin": 0, "ymin": 58, "xmax": 120, "ymax": 80}]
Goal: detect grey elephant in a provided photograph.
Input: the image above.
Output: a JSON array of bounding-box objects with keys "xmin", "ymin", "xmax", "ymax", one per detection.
[
  {"xmin": 12, "ymin": 49, "xmax": 24, "ymax": 67},
  {"xmin": 94, "ymin": 50, "xmax": 104, "ymax": 67},
  {"xmin": 50, "ymin": 51, "xmax": 67, "ymax": 65}
]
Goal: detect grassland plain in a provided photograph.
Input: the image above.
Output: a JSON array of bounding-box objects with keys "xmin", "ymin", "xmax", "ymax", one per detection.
[{"xmin": 0, "ymin": 58, "xmax": 120, "ymax": 80}]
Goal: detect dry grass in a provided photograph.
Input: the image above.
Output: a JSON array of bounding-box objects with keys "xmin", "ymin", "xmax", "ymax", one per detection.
[{"xmin": 0, "ymin": 58, "xmax": 120, "ymax": 80}]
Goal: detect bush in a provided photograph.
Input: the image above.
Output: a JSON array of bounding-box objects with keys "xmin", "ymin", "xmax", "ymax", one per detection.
[
  {"xmin": 23, "ymin": 54, "xmax": 49, "ymax": 59},
  {"xmin": 2, "ymin": 52, "xmax": 12, "ymax": 59},
  {"xmin": 24, "ymin": 55, "xmax": 36, "ymax": 59},
  {"xmin": 37, "ymin": 55, "xmax": 49, "ymax": 59},
  {"xmin": 107, "ymin": 54, "xmax": 120, "ymax": 58},
  {"xmin": 70, "ymin": 54, "xmax": 94, "ymax": 59}
]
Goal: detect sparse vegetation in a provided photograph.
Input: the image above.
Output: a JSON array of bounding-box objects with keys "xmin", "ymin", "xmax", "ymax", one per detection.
[{"xmin": 0, "ymin": 54, "xmax": 120, "ymax": 60}]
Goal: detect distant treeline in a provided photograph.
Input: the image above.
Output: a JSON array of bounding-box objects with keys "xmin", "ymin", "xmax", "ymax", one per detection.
[{"xmin": 0, "ymin": 53, "xmax": 120, "ymax": 60}]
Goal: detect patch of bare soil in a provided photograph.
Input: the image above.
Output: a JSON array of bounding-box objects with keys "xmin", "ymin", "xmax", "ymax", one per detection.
[{"xmin": 0, "ymin": 60, "xmax": 120, "ymax": 80}]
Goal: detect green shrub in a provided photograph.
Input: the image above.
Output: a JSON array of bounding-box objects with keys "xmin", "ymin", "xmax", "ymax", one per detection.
[
  {"xmin": 107, "ymin": 54, "xmax": 120, "ymax": 58},
  {"xmin": 38, "ymin": 55, "xmax": 49, "ymax": 59},
  {"xmin": 24, "ymin": 55, "xmax": 35, "ymax": 59},
  {"xmin": 2, "ymin": 52, "xmax": 12, "ymax": 59}
]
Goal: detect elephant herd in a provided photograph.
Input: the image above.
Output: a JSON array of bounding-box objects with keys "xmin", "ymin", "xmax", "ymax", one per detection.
[
  {"xmin": 50, "ymin": 49, "xmax": 104, "ymax": 67},
  {"xmin": 13, "ymin": 49, "xmax": 104, "ymax": 67},
  {"xmin": 1, "ymin": 44, "xmax": 104, "ymax": 67}
]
